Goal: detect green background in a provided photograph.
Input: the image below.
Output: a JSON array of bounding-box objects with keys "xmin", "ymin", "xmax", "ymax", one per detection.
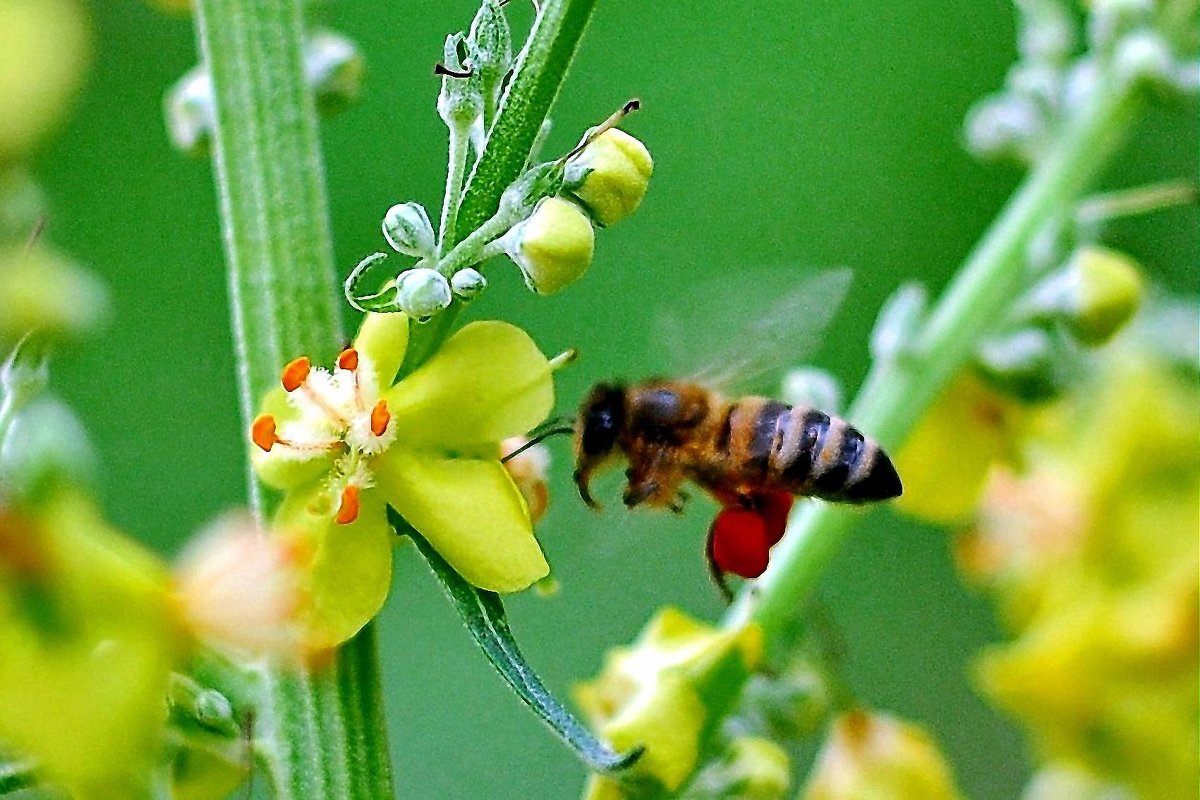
[{"xmin": 35, "ymin": 0, "xmax": 1197, "ymax": 797}]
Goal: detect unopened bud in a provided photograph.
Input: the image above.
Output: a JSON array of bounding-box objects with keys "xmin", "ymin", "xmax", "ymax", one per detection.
[
  {"xmin": 0, "ymin": 395, "xmax": 95, "ymax": 501},
  {"xmin": 781, "ymin": 368, "xmax": 841, "ymax": 414},
  {"xmin": 437, "ymin": 33, "xmax": 484, "ymax": 130},
  {"xmin": 1113, "ymin": 29, "xmax": 1175, "ymax": 91},
  {"xmin": 306, "ymin": 30, "xmax": 365, "ymax": 116},
  {"xmin": 975, "ymin": 328, "xmax": 1068, "ymax": 402},
  {"xmin": 164, "ymin": 65, "xmax": 214, "ymax": 156},
  {"xmin": 1023, "ymin": 246, "xmax": 1144, "ymax": 346},
  {"xmin": 1087, "ymin": 0, "xmax": 1154, "ymax": 53},
  {"xmin": 565, "ymin": 128, "xmax": 653, "ymax": 227},
  {"xmin": 504, "ymin": 196, "xmax": 594, "ymax": 295},
  {"xmin": 870, "ymin": 282, "xmax": 926, "ymax": 363},
  {"xmin": 690, "ymin": 737, "xmax": 791, "ymax": 800},
  {"xmin": 802, "ymin": 710, "xmax": 963, "ymax": 800},
  {"xmin": 394, "ymin": 267, "xmax": 452, "ymax": 321},
  {"xmin": 466, "ymin": 0, "xmax": 512, "ymax": 102},
  {"xmin": 450, "ymin": 266, "xmax": 487, "ymax": 301},
  {"xmin": 963, "ymin": 93, "xmax": 1044, "ymax": 163},
  {"xmin": 381, "ymin": 202, "xmax": 436, "ymax": 258}
]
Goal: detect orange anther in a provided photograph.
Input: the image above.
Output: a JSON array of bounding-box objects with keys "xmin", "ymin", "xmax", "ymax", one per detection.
[
  {"xmin": 251, "ymin": 415, "xmax": 279, "ymax": 452},
  {"xmin": 335, "ymin": 485, "xmax": 361, "ymax": 525},
  {"xmin": 337, "ymin": 348, "xmax": 360, "ymax": 372},
  {"xmin": 370, "ymin": 400, "xmax": 391, "ymax": 437},
  {"xmin": 281, "ymin": 357, "xmax": 311, "ymax": 392}
]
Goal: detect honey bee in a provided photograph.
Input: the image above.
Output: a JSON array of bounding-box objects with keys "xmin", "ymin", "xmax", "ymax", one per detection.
[{"xmin": 571, "ymin": 380, "xmax": 902, "ymax": 512}]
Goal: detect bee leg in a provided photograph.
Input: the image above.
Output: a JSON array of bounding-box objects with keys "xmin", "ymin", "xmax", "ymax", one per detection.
[
  {"xmin": 623, "ymin": 479, "xmax": 659, "ymax": 509},
  {"xmin": 573, "ymin": 469, "xmax": 603, "ymax": 511},
  {"xmin": 705, "ymin": 529, "xmax": 734, "ymax": 604}
]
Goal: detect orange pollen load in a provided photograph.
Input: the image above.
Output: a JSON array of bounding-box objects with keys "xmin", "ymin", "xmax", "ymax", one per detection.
[
  {"xmin": 337, "ymin": 348, "xmax": 360, "ymax": 372},
  {"xmin": 251, "ymin": 415, "xmax": 279, "ymax": 452},
  {"xmin": 370, "ymin": 400, "xmax": 391, "ymax": 437},
  {"xmin": 281, "ymin": 357, "xmax": 312, "ymax": 392},
  {"xmin": 335, "ymin": 484, "xmax": 361, "ymax": 525}
]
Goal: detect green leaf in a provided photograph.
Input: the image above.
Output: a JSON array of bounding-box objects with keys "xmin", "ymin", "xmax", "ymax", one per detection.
[{"xmin": 402, "ymin": 517, "xmax": 642, "ymax": 774}]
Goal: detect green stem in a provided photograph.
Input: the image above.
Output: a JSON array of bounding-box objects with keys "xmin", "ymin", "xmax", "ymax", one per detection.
[
  {"xmin": 190, "ymin": 0, "xmax": 393, "ymax": 796},
  {"xmin": 726, "ymin": 73, "xmax": 1140, "ymax": 648},
  {"xmin": 438, "ymin": 124, "xmax": 470, "ymax": 254},
  {"xmin": 402, "ymin": 0, "xmax": 598, "ymax": 374}
]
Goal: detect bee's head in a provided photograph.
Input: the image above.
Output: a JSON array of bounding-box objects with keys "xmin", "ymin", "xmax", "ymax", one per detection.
[{"xmin": 573, "ymin": 383, "xmax": 626, "ymax": 508}]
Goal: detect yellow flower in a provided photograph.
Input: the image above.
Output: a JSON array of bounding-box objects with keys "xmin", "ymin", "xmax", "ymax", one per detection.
[
  {"xmin": 250, "ymin": 313, "xmax": 555, "ymax": 649},
  {"xmin": 575, "ymin": 607, "xmax": 762, "ymax": 794},
  {"xmin": 0, "ymin": 490, "xmax": 185, "ymax": 797},
  {"xmin": 802, "ymin": 710, "xmax": 963, "ymax": 800}
]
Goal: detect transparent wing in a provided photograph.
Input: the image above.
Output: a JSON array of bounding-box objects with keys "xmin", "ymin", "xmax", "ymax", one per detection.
[{"xmin": 653, "ymin": 268, "xmax": 853, "ymax": 395}]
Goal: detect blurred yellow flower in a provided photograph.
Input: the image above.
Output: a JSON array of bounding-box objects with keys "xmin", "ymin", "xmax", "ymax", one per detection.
[
  {"xmin": 251, "ymin": 312, "xmax": 555, "ymax": 649},
  {"xmin": 0, "ymin": 0, "xmax": 90, "ymax": 160},
  {"xmin": 0, "ymin": 490, "xmax": 185, "ymax": 797},
  {"xmin": 575, "ymin": 607, "xmax": 763, "ymax": 795},
  {"xmin": 801, "ymin": 710, "xmax": 963, "ymax": 800},
  {"xmin": 962, "ymin": 353, "xmax": 1199, "ymax": 799},
  {"xmin": 895, "ymin": 372, "xmax": 1024, "ymax": 524}
]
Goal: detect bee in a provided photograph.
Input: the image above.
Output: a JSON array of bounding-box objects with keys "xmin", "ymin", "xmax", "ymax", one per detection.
[{"xmin": 571, "ymin": 381, "xmax": 902, "ymax": 511}]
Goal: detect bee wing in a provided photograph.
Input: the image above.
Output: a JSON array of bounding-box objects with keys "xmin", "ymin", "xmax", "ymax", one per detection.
[{"xmin": 653, "ymin": 268, "xmax": 853, "ymax": 395}]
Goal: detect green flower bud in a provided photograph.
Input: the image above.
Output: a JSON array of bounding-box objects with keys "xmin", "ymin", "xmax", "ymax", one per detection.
[
  {"xmin": 504, "ymin": 196, "xmax": 594, "ymax": 295},
  {"xmin": 0, "ymin": 0, "xmax": 90, "ymax": 160},
  {"xmin": 164, "ymin": 65, "xmax": 213, "ymax": 156},
  {"xmin": 381, "ymin": 202, "xmax": 436, "ymax": 258},
  {"xmin": 437, "ymin": 33, "xmax": 484, "ymax": 130},
  {"xmin": 466, "ymin": 0, "xmax": 512, "ymax": 104},
  {"xmin": 394, "ymin": 267, "xmax": 452, "ymax": 321},
  {"xmin": 450, "ymin": 266, "xmax": 487, "ymax": 300},
  {"xmin": 975, "ymin": 328, "xmax": 1070, "ymax": 402},
  {"xmin": 306, "ymin": 30, "xmax": 365, "ymax": 116},
  {"xmin": 0, "ymin": 394, "xmax": 95, "ymax": 501},
  {"xmin": 1023, "ymin": 245, "xmax": 1144, "ymax": 346},
  {"xmin": 565, "ymin": 128, "xmax": 653, "ymax": 227}
]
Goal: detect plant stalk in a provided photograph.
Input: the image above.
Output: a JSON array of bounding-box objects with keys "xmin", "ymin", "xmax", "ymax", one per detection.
[
  {"xmin": 190, "ymin": 0, "xmax": 394, "ymax": 796},
  {"xmin": 726, "ymin": 74, "xmax": 1140, "ymax": 647}
]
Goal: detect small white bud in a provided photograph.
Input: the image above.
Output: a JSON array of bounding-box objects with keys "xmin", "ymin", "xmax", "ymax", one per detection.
[
  {"xmin": 1113, "ymin": 30, "xmax": 1176, "ymax": 90},
  {"xmin": 394, "ymin": 268, "xmax": 452, "ymax": 321},
  {"xmin": 781, "ymin": 368, "xmax": 842, "ymax": 414},
  {"xmin": 1062, "ymin": 57, "xmax": 1101, "ymax": 113},
  {"xmin": 305, "ymin": 30, "xmax": 365, "ymax": 116},
  {"xmin": 963, "ymin": 94, "xmax": 1044, "ymax": 163},
  {"xmin": 164, "ymin": 66, "xmax": 214, "ymax": 156},
  {"xmin": 870, "ymin": 282, "xmax": 927, "ymax": 363},
  {"xmin": 381, "ymin": 202, "xmax": 436, "ymax": 258},
  {"xmin": 450, "ymin": 267, "xmax": 487, "ymax": 300}
]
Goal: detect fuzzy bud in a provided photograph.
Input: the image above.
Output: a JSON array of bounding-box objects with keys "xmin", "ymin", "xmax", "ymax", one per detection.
[
  {"xmin": 466, "ymin": 0, "xmax": 512, "ymax": 103},
  {"xmin": 305, "ymin": 30, "xmax": 365, "ymax": 116},
  {"xmin": 381, "ymin": 202, "xmax": 436, "ymax": 258},
  {"xmin": 164, "ymin": 65, "xmax": 214, "ymax": 156},
  {"xmin": 394, "ymin": 267, "xmax": 452, "ymax": 321},
  {"xmin": 1023, "ymin": 245, "xmax": 1144, "ymax": 346},
  {"xmin": 450, "ymin": 267, "xmax": 487, "ymax": 301},
  {"xmin": 504, "ymin": 196, "xmax": 594, "ymax": 295},
  {"xmin": 565, "ymin": 128, "xmax": 654, "ymax": 227},
  {"xmin": 437, "ymin": 33, "xmax": 484, "ymax": 130},
  {"xmin": 1113, "ymin": 29, "xmax": 1176, "ymax": 91},
  {"xmin": 963, "ymin": 93, "xmax": 1045, "ymax": 163}
]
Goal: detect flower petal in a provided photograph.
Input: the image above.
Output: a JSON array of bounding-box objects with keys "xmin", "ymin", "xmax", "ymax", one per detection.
[
  {"xmin": 385, "ymin": 321, "xmax": 553, "ymax": 449},
  {"xmin": 375, "ymin": 449, "xmax": 548, "ymax": 592},
  {"xmin": 275, "ymin": 485, "xmax": 393, "ymax": 651},
  {"xmin": 353, "ymin": 311, "xmax": 410, "ymax": 389}
]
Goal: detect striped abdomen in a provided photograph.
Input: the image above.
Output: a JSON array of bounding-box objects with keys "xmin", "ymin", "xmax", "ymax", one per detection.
[{"xmin": 721, "ymin": 399, "xmax": 902, "ymax": 503}]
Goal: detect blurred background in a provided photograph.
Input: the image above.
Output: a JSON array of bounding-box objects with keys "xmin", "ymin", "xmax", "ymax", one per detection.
[{"xmin": 20, "ymin": 0, "xmax": 1197, "ymax": 796}]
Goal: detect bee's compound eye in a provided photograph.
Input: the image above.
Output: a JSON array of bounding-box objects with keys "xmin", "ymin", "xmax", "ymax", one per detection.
[{"xmin": 580, "ymin": 386, "xmax": 624, "ymax": 457}]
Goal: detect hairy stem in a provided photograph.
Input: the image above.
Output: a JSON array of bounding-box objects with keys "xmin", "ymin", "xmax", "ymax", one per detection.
[
  {"xmin": 727, "ymin": 75, "xmax": 1140, "ymax": 645},
  {"xmin": 190, "ymin": 0, "xmax": 393, "ymax": 796},
  {"xmin": 438, "ymin": 125, "xmax": 470, "ymax": 254},
  {"xmin": 402, "ymin": 0, "xmax": 598, "ymax": 373}
]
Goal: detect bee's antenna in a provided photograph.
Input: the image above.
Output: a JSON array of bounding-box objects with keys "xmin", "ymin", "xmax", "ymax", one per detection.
[{"xmin": 501, "ymin": 421, "xmax": 576, "ymax": 463}]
